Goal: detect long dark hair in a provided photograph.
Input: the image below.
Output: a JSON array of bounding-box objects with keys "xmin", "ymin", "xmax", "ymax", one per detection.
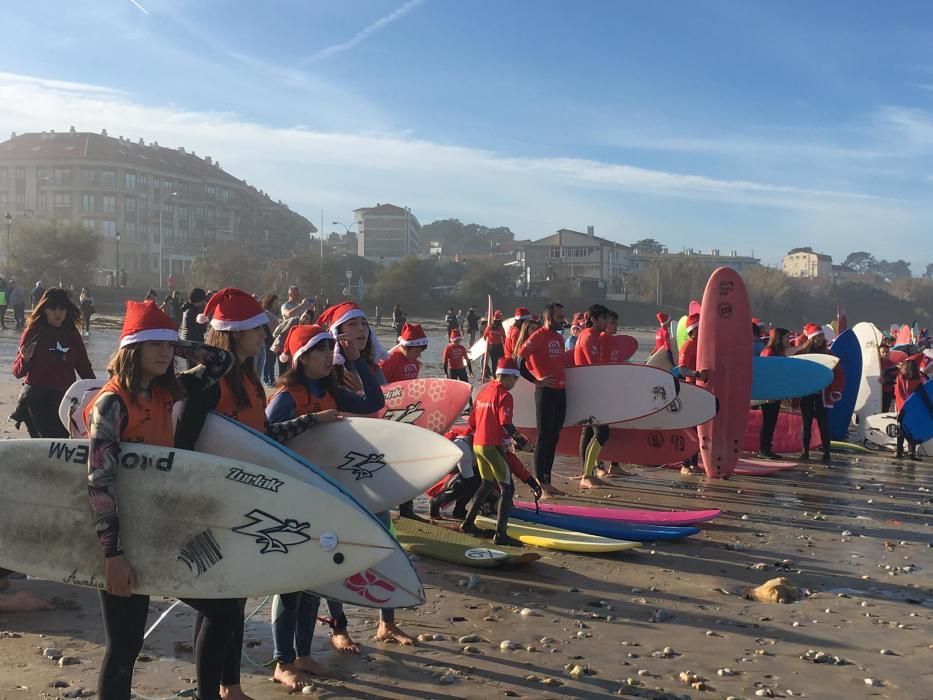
[
  {"xmin": 277, "ymin": 340, "xmax": 339, "ymax": 397},
  {"xmin": 206, "ymin": 328, "xmax": 263, "ymax": 409},
  {"xmin": 106, "ymin": 344, "xmax": 184, "ymax": 406},
  {"xmin": 797, "ymin": 330, "xmax": 827, "ymax": 354},
  {"xmin": 24, "ymin": 288, "xmax": 82, "ymax": 335},
  {"xmin": 901, "ymin": 359, "xmax": 920, "ymax": 380},
  {"xmin": 765, "ymin": 328, "xmax": 790, "ymax": 354},
  {"xmin": 259, "ymin": 292, "xmax": 279, "ymax": 313}
]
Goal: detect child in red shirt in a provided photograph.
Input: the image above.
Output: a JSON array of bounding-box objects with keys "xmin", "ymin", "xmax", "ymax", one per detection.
[
  {"xmin": 443, "ymin": 329, "xmax": 473, "ymax": 383},
  {"xmin": 380, "ymin": 322, "xmax": 427, "ymax": 383}
]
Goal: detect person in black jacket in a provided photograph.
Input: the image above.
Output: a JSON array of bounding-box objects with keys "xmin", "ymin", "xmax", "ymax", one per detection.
[{"xmin": 179, "ymin": 288, "xmax": 208, "ymax": 369}]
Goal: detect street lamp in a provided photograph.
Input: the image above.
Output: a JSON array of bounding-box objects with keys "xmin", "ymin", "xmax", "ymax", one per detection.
[
  {"xmin": 158, "ymin": 191, "xmax": 178, "ymax": 288},
  {"xmin": 4, "ymin": 211, "xmax": 11, "ymax": 266},
  {"xmin": 115, "ymin": 229, "xmax": 121, "ymax": 284}
]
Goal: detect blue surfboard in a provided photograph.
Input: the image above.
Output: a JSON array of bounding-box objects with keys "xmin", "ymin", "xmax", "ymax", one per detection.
[
  {"xmin": 900, "ymin": 382, "xmax": 933, "ymax": 443},
  {"xmin": 828, "ymin": 329, "xmax": 862, "ymax": 440},
  {"xmin": 509, "ymin": 507, "xmax": 698, "ymax": 541},
  {"xmin": 751, "ymin": 356, "xmax": 834, "ymax": 401}
]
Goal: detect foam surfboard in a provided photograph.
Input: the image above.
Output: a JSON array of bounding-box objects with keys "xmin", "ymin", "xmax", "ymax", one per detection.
[
  {"xmin": 474, "ymin": 515, "xmax": 641, "ymax": 553},
  {"xmin": 751, "ymin": 355, "xmax": 834, "ymax": 401},
  {"xmin": 508, "ymin": 507, "xmax": 699, "ymax": 541},
  {"xmin": 663, "ymin": 460, "xmax": 786, "ymax": 476},
  {"xmin": 521, "ymin": 425, "xmax": 699, "ymax": 466},
  {"xmin": 0, "ymin": 439, "xmax": 400, "ymax": 599},
  {"xmin": 852, "ymin": 322, "xmax": 884, "ymax": 438},
  {"xmin": 676, "ymin": 314, "xmax": 690, "ymax": 351},
  {"xmin": 790, "ymin": 353, "xmax": 839, "ymax": 370},
  {"xmin": 395, "ymin": 517, "xmax": 540, "ymax": 567},
  {"xmin": 737, "ymin": 457, "xmax": 797, "ymax": 469},
  {"xmin": 171, "ymin": 408, "xmax": 425, "ymax": 608},
  {"xmin": 606, "ymin": 334, "xmax": 638, "ymax": 363},
  {"xmin": 372, "ymin": 378, "xmax": 471, "ymax": 433},
  {"xmin": 509, "ymin": 364, "xmax": 678, "ymax": 428},
  {"xmin": 896, "ymin": 324, "xmax": 912, "ymax": 346},
  {"xmin": 900, "ymin": 382, "xmax": 933, "ymax": 443},
  {"xmin": 697, "ymin": 267, "xmax": 754, "ymax": 478},
  {"xmin": 828, "ymin": 328, "xmax": 862, "ymax": 440},
  {"xmin": 862, "ymin": 412, "xmax": 933, "ymax": 456},
  {"xmin": 59, "ymin": 378, "xmax": 104, "ymax": 439},
  {"xmin": 512, "ymin": 501, "xmax": 720, "ymax": 526},
  {"xmin": 615, "ymin": 381, "xmax": 718, "ymax": 430},
  {"xmin": 669, "ymin": 319, "xmax": 679, "ymax": 357},
  {"xmin": 743, "ymin": 409, "xmax": 823, "ymax": 453},
  {"xmin": 646, "ymin": 346, "xmax": 675, "ymax": 370}
]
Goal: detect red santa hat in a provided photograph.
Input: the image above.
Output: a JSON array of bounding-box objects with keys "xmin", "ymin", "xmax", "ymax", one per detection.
[
  {"xmin": 120, "ymin": 300, "xmax": 178, "ymax": 348},
  {"xmin": 514, "ymin": 307, "xmax": 532, "ymax": 321},
  {"xmin": 449, "ymin": 328, "xmax": 463, "ymax": 341},
  {"xmin": 317, "ymin": 301, "xmax": 390, "ymax": 364},
  {"xmin": 493, "ymin": 310, "xmax": 503, "ymax": 320},
  {"xmin": 804, "ymin": 323, "xmax": 824, "ymax": 339},
  {"xmin": 398, "ymin": 322, "xmax": 428, "ymax": 347},
  {"xmin": 279, "ymin": 324, "xmax": 334, "ymax": 366},
  {"xmin": 197, "ymin": 287, "xmax": 268, "ymax": 331},
  {"xmin": 656, "ymin": 311, "xmax": 670, "ymax": 324},
  {"xmin": 496, "ymin": 357, "xmax": 521, "ymax": 377},
  {"xmin": 685, "ymin": 313, "xmax": 700, "ymax": 333}
]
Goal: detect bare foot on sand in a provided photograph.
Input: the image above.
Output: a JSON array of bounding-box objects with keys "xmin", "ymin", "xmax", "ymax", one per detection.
[
  {"xmin": 330, "ymin": 631, "xmax": 359, "ymax": 654},
  {"xmin": 294, "ymin": 655, "xmax": 329, "ymax": 677},
  {"xmin": 579, "ymin": 476, "xmax": 608, "ymax": 489},
  {"xmin": 272, "ymin": 662, "xmax": 312, "ymax": 692},
  {"xmin": 374, "ymin": 621, "xmax": 416, "ymax": 646},
  {"xmin": 220, "ymin": 684, "xmax": 255, "ymax": 700},
  {"xmin": 542, "ymin": 484, "xmax": 565, "ymax": 498}
]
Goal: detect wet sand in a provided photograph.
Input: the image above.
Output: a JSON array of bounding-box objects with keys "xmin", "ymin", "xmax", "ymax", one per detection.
[{"xmin": 0, "ymin": 324, "xmax": 931, "ymax": 699}]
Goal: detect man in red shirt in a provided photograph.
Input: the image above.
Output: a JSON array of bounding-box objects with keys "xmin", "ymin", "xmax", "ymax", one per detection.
[
  {"xmin": 518, "ymin": 302, "xmax": 569, "ymax": 497},
  {"xmin": 461, "ymin": 358, "xmax": 535, "ymax": 546},
  {"xmin": 380, "ymin": 322, "xmax": 428, "ymax": 383},
  {"xmin": 503, "ymin": 306, "xmax": 532, "ymax": 358}
]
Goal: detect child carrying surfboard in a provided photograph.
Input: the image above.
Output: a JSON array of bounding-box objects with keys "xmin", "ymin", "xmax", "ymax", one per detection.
[
  {"xmin": 86, "ymin": 300, "xmax": 240, "ymax": 700},
  {"xmin": 895, "ymin": 358, "xmax": 925, "ymax": 461},
  {"xmin": 460, "ymin": 358, "xmax": 537, "ymax": 546},
  {"xmin": 797, "ymin": 324, "xmax": 833, "ymax": 465}
]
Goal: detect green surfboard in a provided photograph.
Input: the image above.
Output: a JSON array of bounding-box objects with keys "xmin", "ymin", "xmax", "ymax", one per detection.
[
  {"xmin": 676, "ymin": 314, "xmax": 690, "ymax": 352},
  {"xmin": 395, "ymin": 518, "xmax": 540, "ymax": 568}
]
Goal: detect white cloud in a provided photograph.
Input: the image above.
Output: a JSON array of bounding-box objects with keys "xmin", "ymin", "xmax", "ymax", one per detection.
[{"xmin": 303, "ymin": 0, "xmax": 426, "ymax": 64}]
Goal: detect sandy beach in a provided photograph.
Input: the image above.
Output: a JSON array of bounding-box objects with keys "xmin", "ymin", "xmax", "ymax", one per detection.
[{"xmin": 0, "ymin": 323, "xmax": 930, "ymax": 699}]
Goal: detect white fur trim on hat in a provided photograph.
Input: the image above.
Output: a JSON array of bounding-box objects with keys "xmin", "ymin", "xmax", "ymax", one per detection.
[
  {"xmin": 120, "ymin": 328, "xmax": 178, "ymax": 348},
  {"xmin": 685, "ymin": 321, "xmax": 699, "ymax": 332},
  {"xmin": 496, "ymin": 367, "xmax": 521, "ymax": 376},
  {"xmin": 398, "ymin": 336, "xmax": 429, "ymax": 347},
  {"xmin": 331, "ymin": 308, "xmax": 390, "ymax": 363},
  {"xmin": 292, "ymin": 331, "xmax": 336, "ymax": 366},
  {"xmin": 807, "ymin": 328, "xmax": 824, "ymax": 339},
  {"xmin": 209, "ymin": 311, "xmax": 269, "ymax": 332}
]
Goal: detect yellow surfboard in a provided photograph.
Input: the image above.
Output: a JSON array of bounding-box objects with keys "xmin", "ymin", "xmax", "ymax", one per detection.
[{"xmin": 475, "ymin": 515, "xmax": 640, "ymax": 553}]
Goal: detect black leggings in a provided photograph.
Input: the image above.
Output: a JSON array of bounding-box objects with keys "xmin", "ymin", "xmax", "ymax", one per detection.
[
  {"xmin": 193, "ymin": 599, "xmax": 246, "ymax": 688},
  {"xmin": 759, "ymin": 401, "xmax": 780, "ymax": 452},
  {"xmin": 533, "ymin": 387, "xmax": 566, "ymax": 485},
  {"xmin": 98, "ymin": 592, "xmax": 239, "ymax": 700},
  {"xmin": 13, "ymin": 385, "xmax": 68, "ymax": 438},
  {"xmin": 485, "ymin": 345, "xmax": 504, "ymax": 379},
  {"xmin": 800, "ymin": 393, "xmax": 830, "ymax": 457}
]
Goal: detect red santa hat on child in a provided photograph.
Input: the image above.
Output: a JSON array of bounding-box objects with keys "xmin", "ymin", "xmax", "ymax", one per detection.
[
  {"xmin": 685, "ymin": 313, "xmax": 700, "ymax": 333},
  {"xmin": 317, "ymin": 301, "xmax": 390, "ymax": 364},
  {"xmin": 449, "ymin": 328, "xmax": 463, "ymax": 341},
  {"xmin": 197, "ymin": 287, "xmax": 268, "ymax": 331},
  {"xmin": 656, "ymin": 311, "xmax": 670, "ymax": 324},
  {"xmin": 278, "ymin": 324, "xmax": 334, "ymax": 366},
  {"xmin": 514, "ymin": 307, "xmax": 532, "ymax": 321},
  {"xmin": 804, "ymin": 323, "xmax": 824, "ymax": 339},
  {"xmin": 120, "ymin": 300, "xmax": 178, "ymax": 348},
  {"xmin": 496, "ymin": 357, "xmax": 521, "ymax": 377},
  {"xmin": 493, "ymin": 310, "xmax": 503, "ymax": 320},
  {"xmin": 398, "ymin": 322, "xmax": 429, "ymax": 347}
]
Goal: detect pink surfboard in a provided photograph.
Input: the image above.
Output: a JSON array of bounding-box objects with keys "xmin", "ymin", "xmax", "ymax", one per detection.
[
  {"xmin": 743, "ymin": 409, "xmax": 822, "ymax": 453},
  {"xmin": 688, "ymin": 300, "xmax": 701, "ymax": 316},
  {"xmin": 369, "ymin": 379, "xmax": 471, "ymax": 434},
  {"xmin": 522, "ymin": 425, "xmax": 699, "ymax": 466},
  {"xmin": 896, "ymin": 324, "xmax": 912, "ymax": 346},
  {"xmin": 662, "ymin": 461, "xmax": 785, "ymax": 476},
  {"xmin": 512, "ymin": 501, "xmax": 720, "ymax": 526},
  {"xmin": 697, "ymin": 268, "xmax": 753, "ymax": 478},
  {"xmin": 888, "ymin": 350, "xmax": 908, "ymax": 364},
  {"xmin": 605, "ymin": 335, "xmax": 638, "ymax": 363}
]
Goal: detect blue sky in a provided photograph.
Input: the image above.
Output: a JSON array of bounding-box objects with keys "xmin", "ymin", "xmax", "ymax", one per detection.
[{"xmin": 2, "ymin": 0, "xmax": 932, "ymax": 269}]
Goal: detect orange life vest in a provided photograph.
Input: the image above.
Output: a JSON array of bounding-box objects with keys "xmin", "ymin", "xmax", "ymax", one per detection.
[
  {"xmin": 215, "ymin": 373, "xmax": 267, "ymax": 432},
  {"xmin": 84, "ymin": 376, "xmax": 175, "ymax": 447}
]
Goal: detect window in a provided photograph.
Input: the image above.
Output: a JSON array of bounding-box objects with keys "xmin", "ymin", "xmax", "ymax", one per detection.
[
  {"xmin": 0, "ymin": 192, "xmax": 7, "ymax": 207},
  {"xmin": 81, "ymin": 168, "xmax": 97, "ymax": 185},
  {"xmin": 52, "ymin": 192, "xmax": 72, "ymax": 209},
  {"xmin": 124, "ymin": 172, "xmax": 136, "ymax": 191},
  {"xmin": 102, "ymin": 195, "xmax": 116, "ymax": 213},
  {"xmin": 82, "ymin": 219, "xmax": 96, "ymax": 232},
  {"xmin": 549, "ymin": 246, "xmax": 561, "ymax": 259},
  {"xmin": 222, "ymin": 188, "xmax": 230, "ymax": 202},
  {"xmin": 206, "ymin": 184, "xmax": 215, "ymax": 199},
  {"xmin": 102, "ymin": 220, "xmax": 117, "ymax": 237},
  {"xmin": 37, "ymin": 193, "xmax": 48, "ymax": 212},
  {"xmin": 139, "ymin": 173, "xmax": 149, "ymax": 187},
  {"xmin": 14, "ymin": 167, "xmax": 25, "ymax": 181},
  {"xmin": 125, "ymin": 196, "xmax": 136, "ymax": 212},
  {"xmin": 124, "ymin": 222, "xmax": 136, "ymax": 239},
  {"xmin": 52, "ymin": 167, "xmax": 72, "ymax": 186},
  {"xmin": 14, "ymin": 192, "xmax": 25, "ymax": 208},
  {"xmin": 101, "ymin": 170, "xmax": 116, "ymax": 187},
  {"xmin": 206, "ymin": 207, "xmax": 215, "ymax": 225},
  {"xmin": 81, "ymin": 193, "xmax": 95, "ymax": 213},
  {"xmin": 0, "ymin": 167, "xmax": 7, "ymax": 186}
]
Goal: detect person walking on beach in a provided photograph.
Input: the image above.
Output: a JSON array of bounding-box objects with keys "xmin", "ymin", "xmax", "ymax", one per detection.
[
  {"xmin": 518, "ymin": 302, "xmax": 568, "ymax": 498},
  {"xmin": 675, "ymin": 313, "xmax": 707, "ymax": 472},
  {"xmin": 79, "ymin": 288, "xmax": 95, "ymax": 336},
  {"xmin": 392, "ymin": 304, "xmax": 404, "ymax": 336},
  {"xmin": 466, "ymin": 306, "xmax": 479, "ymax": 346},
  {"xmin": 0, "ymin": 276, "xmax": 7, "ymax": 329},
  {"xmin": 757, "ymin": 327, "xmax": 790, "ymax": 460},
  {"xmin": 9, "ymin": 280, "xmax": 26, "ymax": 329},
  {"xmin": 503, "ymin": 306, "xmax": 532, "ymax": 358},
  {"xmin": 574, "ymin": 304, "xmax": 611, "ymax": 489},
  {"xmin": 482, "ymin": 311, "xmax": 506, "ymax": 380}
]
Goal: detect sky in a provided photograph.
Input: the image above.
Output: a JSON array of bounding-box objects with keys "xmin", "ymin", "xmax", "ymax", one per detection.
[{"xmin": 2, "ymin": 0, "xmax": 932, "ymax": 270}]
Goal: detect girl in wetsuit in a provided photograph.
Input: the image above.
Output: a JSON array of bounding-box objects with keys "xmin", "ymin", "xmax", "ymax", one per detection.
[
  {"xmin": 796, "ymin": 324, "xmax": 832, "ymax": 465},
  {"xmin": 758, "ymin": 328, "xmax": 790, "ymax": 459},
  {"xmin": 483, "ymin": 313, "xmax": 506, "ymax": 379}
]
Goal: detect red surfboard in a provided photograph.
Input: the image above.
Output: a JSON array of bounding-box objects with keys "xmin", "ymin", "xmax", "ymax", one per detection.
[
  {"xmin": 522, "ymin": 425, "xmax": 698, "ymax": 466},
  {"xmin": 896, "ymin": 324, "xmax": 912, "ymax": 346},
  {"xmin": 743, "ymin": 409, "xmax": 823, "ymax": 453},
  {"xmin": 605, "ymin": 334, "xmax": 638, "ymax": 363},
  {"xmin": 370, "ymin": 379, "xmax": 471, "ymax": 434},
  {"xmin": 688, "ymin": 300, "xmax": 701, "ymax": 316},
  {"xmin": 697, "ymin": 268, "xmax": 753, "ymax": 478}
]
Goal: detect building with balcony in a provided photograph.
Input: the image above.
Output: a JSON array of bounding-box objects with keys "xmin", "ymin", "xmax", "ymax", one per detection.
[
  {"xmin": 518, "ymin": 227, "xmax": 631, "ymax": 297},
  {"xmin": 783, "ymin": 248, "xmax": 832, "ymax": 279},
  {"xmin": 354, "ymin": 203, "xmax": 422, "ymax": 262},
  {"xmin": 0, "ymin": 128, "xmax": 316, "ymax": 287}
]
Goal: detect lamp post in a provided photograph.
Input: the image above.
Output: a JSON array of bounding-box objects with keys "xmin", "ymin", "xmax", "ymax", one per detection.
[
  {"xmin": 115, "ymin": 229, "xmax": 121, "ymax": 283},
  {"xmin": 158, "ymin": 191, "xmax": 178, "ymax": 288},
  {"xmin": 4, "ymin": 211, "xmax": 11, "ymax": 267}
]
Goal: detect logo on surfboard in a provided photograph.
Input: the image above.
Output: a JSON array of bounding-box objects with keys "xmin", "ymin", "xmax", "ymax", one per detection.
[
  {"xmin": 344, "ymin": 570, "xmax": 397, "ymax": 604},
  {"xmin": 336, "ymin": 451, "xmax": 387, "ymax": 480},
  {"xmin": 233, "ymin": 509, "xmax": 311, "ymax": 554},
  {"xmin": 382, "ymin": 401, "xmax": 425, "ymax": 424}
]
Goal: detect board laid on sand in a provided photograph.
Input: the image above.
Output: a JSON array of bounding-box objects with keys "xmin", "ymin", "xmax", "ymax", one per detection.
[
  {"xmin": 371, "ymin": 378, "xmax": 471, "ymax": 434},
  {"xmin": 508, "ymin": 507, "xmax": 699, "ymax": 541},
  {"xmin": 606, "ymin": 335, "xmax": 638, "ymax": 363},
  {"xmin": 512, "ymin": 501, "xmax": 720, "ymax": 526},
  {"xmin": 474, "ymin": 515, "xmax": 641, "ymax": 553},
  {"xmin": 737, "ymin": 457, "xmax": 797, "ymax": 470},
  {"xmin": 697, "ymin": 267, "xmax": 753, "ymax": 478},
  {"xmin": 521, "ymin": 425, "xmax": 699, "ymax": 466},
  {"xmin": 750, "ymin": 356, "xmax": 834, "ymax": 401},
  {"xmin": 395, "ymin": 517, "xmax": 540, "ymax": 567},
  {"xmin": 509, "ymin": 364, "xmax": 678, "ymax": 428},
  {"xmin": 0, "ymin": 440, "xmax": 400, "ymax": 599},
  {"xmin": 663, "ymin": 461, "xmax": 786, "ymax": 476},
  {"xmin": 900, "ymin": 381, "xmax": 933, "ymax": 443},
  {"xmin": 863, "ymin": 412, "xmax": 933, "ymax": 456},
  {"xmin": 743, "ymin": 409, "xmax": 822, "ymax": 453},
  {"xmin": 172, "ymin": 409, "xmax": 425, "ymax": 608},
  {"xmin": 646, "ymin": 346, "xmax": 675, "ymax": 370},
  {"xmin": 615, "ymin": 382, "xmax": 718, "ymax": 430},
  {"xmin": 828, "ymin": 329, "xmax": 862, "ymax": 440},
  {"xmin": 852, "ymin": 322, "xmax": 884, "ymax": 439}
]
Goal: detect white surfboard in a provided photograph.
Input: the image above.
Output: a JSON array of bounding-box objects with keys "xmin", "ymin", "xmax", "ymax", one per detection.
[
  {"xmin": 789, "ymin": 353, "xmax": 839, "ymax": 370},
  {"xmin": 172, "ymin": 408, "xmax": 428, "ymax": 608},
  {"xmin": 821, "ymin": 324, "xmax": 837, "ymax": 343},
  {"xmin": 468, "ymin": 317, "xmax": 518, "ymax": 363},
  {"xmin": 509, "ymin": 364, "xmax": 678, "ymax": 428},
  {"xmin": 852, "ymin": 322, "xmax": 884, "ymax": 438},
  {"xmin": 864, "ymin": 412, "xmax": 933, "ymax": 456},
  {"xmin": 615, "ymin": 381, "xmax": 717, "ymax": 430},
  {"xmin": 0, "ymin": 439, "xmax": 399, "ymax": 599},
  {"xmin": 646, "ymin": 346, "xmax": 675, "ymax": 370},
  {"xmin": 59, "ymin": 378, "xmax": 104, "ymax": 438},
  {"xmin": 669, "ymin": 319, "xmax": 679, "ymax": 358}
]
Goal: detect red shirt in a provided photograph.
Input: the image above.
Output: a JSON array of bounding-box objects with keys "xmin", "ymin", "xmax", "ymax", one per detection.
[
  {"xmin": 519, "ymin": 327, "xmax": 568, "ymax": 388},
  {"xmin": 678, "ymin": 336, "xmax": 698, "ymax": 384},
  {"xmin": 574, "ymin": 327, "xmax": 604, "ymax": 366},
  {"xmin": 443, "ymin": 343, "xmax": 469, "ymax": 370},
  {"xmin": 380, "ymin": 349, "xmax": 421, "ymax": 383},
  {"xmin": 469, "ymin": 381, "xmax": 514, "ymax": 447},
  {"xmin": 503, "ymin": 325, "xmax": 521, "ymax": 357},
  {"xmin": 653, "ymin": 326, "xmax": 671, "ymax": 353},
  {"xmin": 484, "ymin": 326, "xmax": 505, "ymax": 346},
  {"xmin": 895, "ymin": 375, "xmax": 924, "ymax": 413},
  {"xmin": 759, "ymin": 345, "xmax": 784, "ymax": 357},
  {"xmin": 12, "ymin": 324, "xmax": 95, "ymax": 394}
]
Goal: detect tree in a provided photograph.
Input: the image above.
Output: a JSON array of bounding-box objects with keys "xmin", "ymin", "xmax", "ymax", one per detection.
[
  {"xmin": 630, "ymin": 238, "xmax": 667, "ymax": 255},
  {"xmin": 369, "ymin": 257, "xmax": 435, "ymax": 307},
  {"xmin": 925, "ymin": 263, "xmax": 933, "ymax": 280},
  {"xmin": 843, "ymin": 251, "xmax": 877, "ymax": 274},
  {"xmin": 457, "ymin": 260, "xmax": 520, "ymax": 304},
  {"xmin": 10, "ymin": 219, "xmax": 102, "ymax": 286},
  {"xmin": 421, "ymin": 219, "xmax": 516, "ymax": 256},
  {"xmin": 874, "ymin": 259, "xmax": 911, "ymax": 280}
]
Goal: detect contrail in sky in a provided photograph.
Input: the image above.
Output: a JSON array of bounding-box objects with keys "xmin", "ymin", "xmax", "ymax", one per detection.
[
  {"xmin": 304, "ymin": 0, "xmax": 425, "ymax": 64},
  {"xmin": 128, "ymin": 0, "xmax": 150, "ymax": 15}
]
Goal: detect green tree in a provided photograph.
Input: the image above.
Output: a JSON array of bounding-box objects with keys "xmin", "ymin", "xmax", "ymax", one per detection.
[
  {"xmin": 10, "ymin": 219, "xmax": 102, "ymax": 286},
  {"xmin": 630, "ymin": 238, "xmax": 667, "ymax": 255},
  {"xmin": 843, "ymin": 251, "xmax": 877, "ymax": 274},
  {"xmin": 369, "ymin": 257, "xmax": 435, "ymax": 306},
  {"xmin": 457, "ymin": 260, "xmax": 520, "ymax": 304},
  {"xmin": 874, "ymin": 259, "xmax": 911, "ymax": 280}
]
